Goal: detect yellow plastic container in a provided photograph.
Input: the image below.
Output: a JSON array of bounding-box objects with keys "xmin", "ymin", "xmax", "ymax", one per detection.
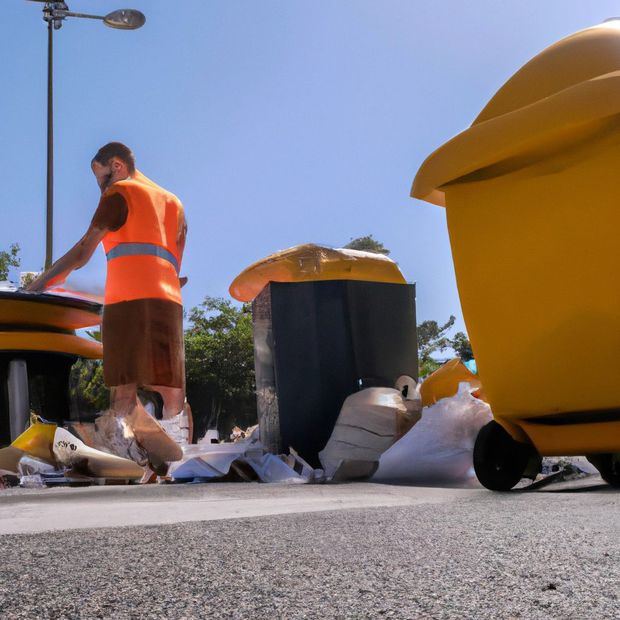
[
  {"xmin": 420, "ymin": 358, "xmax": 485, "ymax": 407},
  {"xmin": 412, "ymin": 21, "xmax": 620, "ymax": 457},
  {"xmin": 11, "ymin": 422, "xmax": 57, "ymax": 463},
  {"xmin": 229, "ymin": 243, "xmax": 406, "ymax": 302}
]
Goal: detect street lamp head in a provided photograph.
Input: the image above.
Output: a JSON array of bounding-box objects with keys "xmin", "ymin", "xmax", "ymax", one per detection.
[{"xmin": 103, "ymin": 9, "xmax": 146, "ymax": 30}]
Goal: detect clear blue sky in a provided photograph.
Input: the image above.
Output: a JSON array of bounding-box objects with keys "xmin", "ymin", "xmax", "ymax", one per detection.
[{"xmin": 1, "ymin": 1, "xmax": 617, "ymax": 332}]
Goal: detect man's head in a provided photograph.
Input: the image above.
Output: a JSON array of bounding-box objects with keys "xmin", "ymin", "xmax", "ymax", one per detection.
[{"xmin": 91, "ymin": 142, "xmax": 136, "ymax": 192}]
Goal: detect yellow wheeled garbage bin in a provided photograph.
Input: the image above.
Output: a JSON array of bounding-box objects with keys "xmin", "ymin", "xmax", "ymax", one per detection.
[{"xmin": 412, "ymin": 20, "xmax": 620, "ymax": 489}]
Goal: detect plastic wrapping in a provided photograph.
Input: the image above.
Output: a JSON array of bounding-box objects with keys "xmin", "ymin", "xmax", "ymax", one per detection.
[
  {"xmin": 17, "ymin": 456, "xmax": 57, "ymax": 477},
  {"xmin": 10, "ymin": 423, "xmax": 57, "ymax": 463},
  {"xmin": 19, "ymin": 474, "xmax": 46, "ymax": 489},
  {"xmin": 169, "ymin": 427, "xmax": 322, "ymax": 483}
]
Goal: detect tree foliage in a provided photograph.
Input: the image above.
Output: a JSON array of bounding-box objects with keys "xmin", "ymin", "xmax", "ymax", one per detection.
[
  {"xmin": 0, "ymin": 244, "xmax": 20, "ymax": 281},
  {"xmin": 69, "ymin": 359, "xmax": 110, "ymax": 415},
  {"xmin": 344, "ymin": 235, "xmax": 391, "ymax": 255},
  {"xmin": 417, "ymin": 315, "xmax": 456, "ymax": 377},
  {"xmin": 417, "ymin": 316, "xmax": 475, "ymax": 376},
  {"xmin": 451, "ymin": 331, "xmax": 473, "ymax": 362},
  {"xmin": 185, "ymin": 296, "xmax": 257, "ymax": 438}
]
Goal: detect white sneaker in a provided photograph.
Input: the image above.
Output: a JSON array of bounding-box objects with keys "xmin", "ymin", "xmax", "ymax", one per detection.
[{"xmin": 160, "ymin": 412, "xmax": 189, "ymax": 446}]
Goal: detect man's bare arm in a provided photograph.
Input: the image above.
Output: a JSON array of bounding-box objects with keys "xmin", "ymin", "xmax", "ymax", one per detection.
[
  {"xmin": 177, "ymin": 209, "xmax": 188, "ymax": 288},
  {"xmin": 26, "ymin": 225, "xmax": 107, "ymax": 292}
]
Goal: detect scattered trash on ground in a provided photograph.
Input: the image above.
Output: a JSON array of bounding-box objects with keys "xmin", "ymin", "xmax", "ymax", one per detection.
[
  {"xmin": 17, "ymin": 455, "xmax": 57, "ymax": 477},
  {"xmin": 0, "ymin": 367, "xmax": 610, "ymax": 493},
  {"xmin": 170, "ymin": 426, "xmax": 323, "ymax": 483},
  {"xmin": 0, "ymin": 420, "xmax": 143, "ymax": 488},
  {"xmin": 53, "ymin": 427, "xmax": 144, "ymax": 479},
  {"xmin": 18, "ymin": 474, "xmax": 47, "ymax": 489},
  {"xmin": 230, "ymin": 425, "xmax": 258, "ymax": 442},
  {"xmin": 515, "ymin": 456, "xmax": 599, "ymax": 491}
]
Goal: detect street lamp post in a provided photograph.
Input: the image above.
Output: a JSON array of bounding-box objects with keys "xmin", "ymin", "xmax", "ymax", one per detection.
[{"xmin": 29, "ymin": 1, "xmax": 146, "ymax": 269}]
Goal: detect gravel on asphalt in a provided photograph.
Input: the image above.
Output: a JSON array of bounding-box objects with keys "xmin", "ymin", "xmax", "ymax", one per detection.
[{"xmin": 0, "ymin": 489, "xmax": 618, "ymax": 619}]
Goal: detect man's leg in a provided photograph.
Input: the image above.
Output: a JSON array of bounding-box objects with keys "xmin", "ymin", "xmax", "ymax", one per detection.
[
  {"xmin": 143, "ymin": 385, "xmax": 184, "ymax": 418},
  {"xmin": 96, "ymin": 383, "xmax": 147, "ymax": 465},
  {"xmin": 106, "ymin": 382, "xmax": 183, "ymax": 470},
  {"xmin": 143, "ymin": 384, "xmax": 192, "ymax": 444},
  {"xmin": 110, "ymin": 383, "xmax": 139, "ymax": 416}
]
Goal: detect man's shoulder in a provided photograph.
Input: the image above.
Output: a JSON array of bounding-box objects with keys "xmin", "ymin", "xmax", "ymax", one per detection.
[
  {"xmin": 116, "ymin": 176, "xmax": 182, "ymax": 206},
  {"xmin": 103, "ymin": 179, "xmax": 133, "ymax": 198},
  {"xmin": 92, "ymin": 192, "xmax": 128, "ymax": 231}
]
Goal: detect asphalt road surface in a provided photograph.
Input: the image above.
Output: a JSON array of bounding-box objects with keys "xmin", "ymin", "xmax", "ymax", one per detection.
[{"xmin": 0, "ymin": 481, "xmax": 618, "ymax": 619}]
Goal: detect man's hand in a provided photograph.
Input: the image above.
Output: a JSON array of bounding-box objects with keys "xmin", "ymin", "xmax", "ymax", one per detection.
[
  {"xmin": 25, "ymin": 271, "xmax": 53, "ymax": 293},
  {"xmin": 25, "ymin": 225, "xmax": 107, "ymax": 294}
]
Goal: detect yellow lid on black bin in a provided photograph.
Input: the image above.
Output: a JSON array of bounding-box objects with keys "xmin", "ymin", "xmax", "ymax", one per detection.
[{"xmin": 229, "ymin": 244, "xmax": 406, "ymax": 302}]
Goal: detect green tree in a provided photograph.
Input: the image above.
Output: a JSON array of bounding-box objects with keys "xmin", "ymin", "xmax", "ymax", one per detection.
[
  {"xmin": 0, "ymin": 244, "xmax": 20, "ymax": 280},
  {"xmin": 417, "ymin": 315, "xmax": 456, "ymax": 377},
  {"xmin": 451, "ymin": 331, "xmax": 473, "ymax": 361},
  {"xmin": 69, "ymin": 359, "xmax": 110, "ymax": 415},
  {"xmin": 185, "ymin": 296, "xmax": 257, "ymax": 438},
  {"xmin": 68, "ymin": 330, "xmax": 109, "ymax": 416},
  {"xmin": 344, "ymin": 235, "xmax": 391, "ymax": 255}
]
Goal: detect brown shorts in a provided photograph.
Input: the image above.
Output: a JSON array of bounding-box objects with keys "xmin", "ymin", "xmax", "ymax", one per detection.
[{"xmin": 102, "ymin": 299, "xmax": 184, "ymax": 388}]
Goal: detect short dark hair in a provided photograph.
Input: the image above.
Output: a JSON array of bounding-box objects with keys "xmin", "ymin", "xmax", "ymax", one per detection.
[{"xmin": 92, "ymin": 142, "xmax": 135, "ymax": 173}]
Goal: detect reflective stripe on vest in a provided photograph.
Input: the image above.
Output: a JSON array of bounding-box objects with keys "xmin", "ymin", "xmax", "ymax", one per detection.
[{"xmin": 106, "ymin": 242, "xmax": 180, "ymax": 274}]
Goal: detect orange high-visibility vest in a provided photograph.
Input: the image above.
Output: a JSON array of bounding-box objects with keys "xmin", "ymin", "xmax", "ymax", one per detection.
[{"xmin": 101, "ymin": 171, "xmax": 183, "ymax": 306}]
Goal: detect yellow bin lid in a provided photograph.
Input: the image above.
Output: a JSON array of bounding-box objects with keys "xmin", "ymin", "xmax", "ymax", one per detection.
[
  {"xmin": 412, "ymin": 20, "xmax": 620, "ymax": 206},
  {"xmin": 0, "ymin": 291, "xmax": 101, "ymax": 331},
  {"xmin": 230, "ymin": 244, "xmax": 407, "ymax": 302},
  {"xmin": 0, "ymin": 331, "xmax": 103, "ymax": 359}
]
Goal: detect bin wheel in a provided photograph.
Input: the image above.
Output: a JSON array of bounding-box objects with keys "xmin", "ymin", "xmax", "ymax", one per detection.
[
  {"xmin": 473, "ymin": 421, "xmax": 541, "ymax": 491},
  {"xmin": 586, "ymin": 453, "xmax": 620, "ymax": 488}
]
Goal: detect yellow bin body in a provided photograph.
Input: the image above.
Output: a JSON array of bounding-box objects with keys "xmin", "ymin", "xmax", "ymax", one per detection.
[{"xmin": 412, "ymin": 22, "xmax": 620, "ymax": 456}]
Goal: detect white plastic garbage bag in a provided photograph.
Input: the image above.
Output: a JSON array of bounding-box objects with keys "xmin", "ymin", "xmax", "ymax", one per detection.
[{"xmin": 373, "ymin": 383, "xmax": 492, "ymax": 484}]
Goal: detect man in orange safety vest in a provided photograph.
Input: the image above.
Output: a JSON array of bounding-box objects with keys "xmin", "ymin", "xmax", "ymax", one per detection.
[{"xmin": 28, "ymin": 142, "xmax": 189, "ymax": 472}]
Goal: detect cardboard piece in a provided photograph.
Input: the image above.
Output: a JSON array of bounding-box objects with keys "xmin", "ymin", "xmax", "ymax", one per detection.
[
  {"xmin": 319, "ymin": 386, "xmax": 421, "ymax": 481},
  {"xmin": 0, "ymin": 446, "xmax": 25, "ymax": 476},
  {"xmin": 53, "ymin": 427, "xmax": 143, "ymax": 480}
]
